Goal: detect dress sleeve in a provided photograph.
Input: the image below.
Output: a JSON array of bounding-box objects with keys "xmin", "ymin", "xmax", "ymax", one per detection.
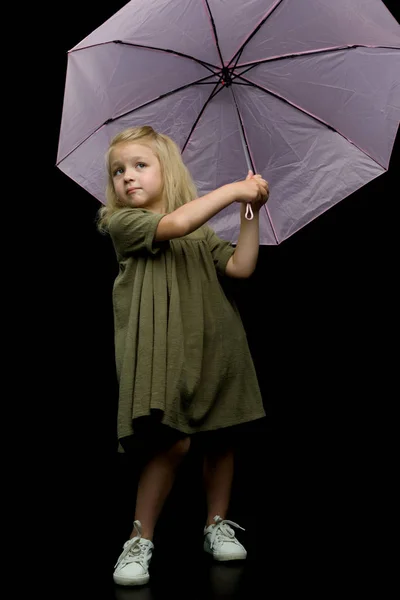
[
  {"xmin": 108, "ymin": 208, "xmax": 167, "ymax": 257},
  {"xmin": 203, "ymin": 225, "xmax": 236, "ymax": 276}
]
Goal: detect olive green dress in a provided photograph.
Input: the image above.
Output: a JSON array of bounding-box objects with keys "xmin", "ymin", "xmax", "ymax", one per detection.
[{"xmin": 108, "ymin": 207, "xmax": 265, "ymax": 444}]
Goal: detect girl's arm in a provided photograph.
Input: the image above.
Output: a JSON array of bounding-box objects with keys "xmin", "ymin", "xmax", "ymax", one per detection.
[
  {"xmin": 155, "ymin": 177, "xmax": 267, "ymax": 242},
  {"xmin": 226, "ymin": 172, "xmax": 269, "ymax": 279},
  {"xmin": 225, "ymin": 206, "xmax": 260, "ymax": 278}
]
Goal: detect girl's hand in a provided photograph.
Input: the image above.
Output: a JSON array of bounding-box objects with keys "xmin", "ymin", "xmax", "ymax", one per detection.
[
  {"xmin": 233, "ymin": 170, "xmax": 269, "ymax": 207},
  {"xmin": 246, "ymin": 170, "xmax": 270, "ymax": 211}
]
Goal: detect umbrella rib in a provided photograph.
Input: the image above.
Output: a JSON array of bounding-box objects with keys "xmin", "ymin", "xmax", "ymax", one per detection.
[
  {"xmin": 202, "ymin": 0, "xmax": 225, "ymax": 68},
  {"xmin": 227, "ymin": 0, "xmax": 284, "ymax": 68},
  {"xmin": 231, "ymin": 48, "xmax": 245, "ymax": 73},
  {"xmin": 56, "ymin": 75, "xmax": 218, "ymax": 166},
  {"xmin": 235, "ymin": 74, "xmax": 387, "ymax": 170},
  {"xmin": 181, "ymin": 82, "xmax": 224, "ymax": 154},
  {"xmin": 70, "ymin": 40, "xmax": 220, "ymax": 76},
  {"xmin": 234, "ymin": 43, "xmax": 400, "ymax": 70},
  {"xmin": 230, "ymin": 87, "xmax": 279, "ymax": 245}
]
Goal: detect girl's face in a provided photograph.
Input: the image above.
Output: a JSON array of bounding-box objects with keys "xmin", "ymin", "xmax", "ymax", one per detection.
[{"xmin": 110, "ymin": 142, "xmax": 164, "ymax": 213}]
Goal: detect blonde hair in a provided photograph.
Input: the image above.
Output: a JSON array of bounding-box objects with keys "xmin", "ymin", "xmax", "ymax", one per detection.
[{"xmin": 97, "ymin": 126, "xmax": 198, "ymax": 232}]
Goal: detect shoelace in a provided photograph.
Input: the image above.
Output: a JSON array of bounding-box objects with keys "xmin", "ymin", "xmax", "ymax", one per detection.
[
  {"xmin": 208, "ymin": 515, "xmax": 245, "ymax": 550},
  {"xmin": 114, "ymin": 520, "xmax": 149, "ymax": 569}
]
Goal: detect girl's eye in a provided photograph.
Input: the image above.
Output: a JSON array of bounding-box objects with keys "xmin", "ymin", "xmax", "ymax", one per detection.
[
  {"xmin": 113, "ymin": 167, "xmax": 124, "ymax": 176},
  {"xmin": 137, "ymin": 163, "xmax": 146, "ymax": 169}
]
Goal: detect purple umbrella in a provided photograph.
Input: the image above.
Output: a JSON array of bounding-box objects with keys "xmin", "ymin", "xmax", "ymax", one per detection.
[{"xmin": 57, "ymin": 0, "xmax": 400, "ymax": 244}]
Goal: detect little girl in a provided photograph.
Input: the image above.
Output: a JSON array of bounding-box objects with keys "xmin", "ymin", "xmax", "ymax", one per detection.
[{"xmin": 97, "ymin": 125, "xmax": 269, "ymax": 586}]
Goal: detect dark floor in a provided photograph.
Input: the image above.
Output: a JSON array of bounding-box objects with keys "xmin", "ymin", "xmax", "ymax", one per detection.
[
  {"xmin": 107, "ymin": 525, "xmax": 289, "ymax": 599},
  {"xmin": 107, "ymin": 430, "xmax": 273, "ymax": 599},
  {"xmin": 37, "ymin": 372, "xmax": 393, "ymax": 599},
  {"xmin": 76, "ymin": 431, "xmax": 331, "ymax": 598},
  {"xmin": 33, "ymin": 411, "xmax": 391, "ymax": 599},
  {"xmin": 95, "ymin": 512, "xmax": 360, "ymax": 600},
  {"xmin": 112, "ymin": 551, "xmax": 261, "ymax": 600}
]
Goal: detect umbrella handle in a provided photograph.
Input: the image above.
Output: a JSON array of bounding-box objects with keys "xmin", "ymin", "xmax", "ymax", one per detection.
[{"xmin": 245, "ymin": 203, "xmax": 254, "ymax": 220}]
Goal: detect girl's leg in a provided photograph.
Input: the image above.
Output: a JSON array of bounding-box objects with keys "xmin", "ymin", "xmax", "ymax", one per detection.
[
  {"xmin": 203, "ymin": 442, "xmax": 234, "ymax": 527},
  {"xmin": 130, "ymin": 436, "xmax": 191, "ymax": 541}
]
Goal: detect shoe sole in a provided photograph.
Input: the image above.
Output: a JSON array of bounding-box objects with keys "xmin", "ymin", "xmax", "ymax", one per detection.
[
  {"xmin": 113, "ymin": 574, "xmax": 150, "ymax": 586},
  {"xmin": 211, "ymin": 554, "xmax": 247, "ymax": 561},
  {"xmin": 204, "ymin": 548, "xmax": 247, "ymax": 561}
]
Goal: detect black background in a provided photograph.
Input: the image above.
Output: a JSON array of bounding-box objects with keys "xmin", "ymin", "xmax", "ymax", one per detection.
[{"xmin": 35, "ymin": 1, "xmax": 399, "ymax": 595}]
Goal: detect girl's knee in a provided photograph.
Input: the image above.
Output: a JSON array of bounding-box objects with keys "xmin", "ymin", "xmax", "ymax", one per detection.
[{"xmin": 169, "ymin": 436, "xmax": 191, "ymax": 462}]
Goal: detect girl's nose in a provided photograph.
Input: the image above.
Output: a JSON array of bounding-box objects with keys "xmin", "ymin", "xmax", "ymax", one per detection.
[{"xmin": 124, "ymin": 168, "xmax": 135, "ymax": 181}]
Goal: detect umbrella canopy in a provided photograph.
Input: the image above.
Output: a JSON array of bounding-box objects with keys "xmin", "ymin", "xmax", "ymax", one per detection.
[{"xmin": 57, "ymin": 0, "xmax": 400, "ymax": 244}]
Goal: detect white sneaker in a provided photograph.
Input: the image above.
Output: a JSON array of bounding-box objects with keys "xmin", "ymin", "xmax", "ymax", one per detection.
[
  {"xmin": 113, "ymin": 521, "xmax": 153, "ymax": 586},
  {"xmin": 204, "ymin": 515, "xmax": 247, "ymax": 561}
]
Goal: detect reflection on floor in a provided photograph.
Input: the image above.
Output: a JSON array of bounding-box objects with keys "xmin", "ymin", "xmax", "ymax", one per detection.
[{"xmin": 113, "ymin": 554, "xmax": 250, "ymax": 600}]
